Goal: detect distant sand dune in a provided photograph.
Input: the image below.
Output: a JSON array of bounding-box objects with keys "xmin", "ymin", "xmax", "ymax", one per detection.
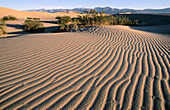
[
  {"xmin": 0, "ymin": 7, "xmax": 85, "ymax": 37},
  {"xmin": 0, "ymin": 7, "xmax": 83, "ymax": 20},
  {"xmin": 0, "ymin": 26, "xmax": 169, "ymax": 110}
]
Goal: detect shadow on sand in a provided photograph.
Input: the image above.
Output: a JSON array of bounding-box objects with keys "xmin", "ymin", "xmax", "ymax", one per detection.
[
  {"xmin": 130, "ymin": 24, "xmax": 170, "ymax": 35},
  {"xmin": 121, "ymin": 14, "xmax": 170, "ymax": 35},
  {"xmin": 2, "ymin": 25, "xmax": 60, "ymax": 39},
  {"xmin": 41, "ymin": 20, "xmax": 58, "ymax": 24},
  {"xmin": 6, "ymin": 24, "xmax": 23, "ymax": 29}
]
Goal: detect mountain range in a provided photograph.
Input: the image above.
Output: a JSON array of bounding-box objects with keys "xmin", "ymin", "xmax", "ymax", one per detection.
[{"xmin": 27, "ymin": 7, "xmax": 170, "ymax": 14}]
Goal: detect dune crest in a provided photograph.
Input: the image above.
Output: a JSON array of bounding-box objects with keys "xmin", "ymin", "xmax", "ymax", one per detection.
[{"xmin": 0, "ymin": 7, "xmax": 83, "ymax": 20}]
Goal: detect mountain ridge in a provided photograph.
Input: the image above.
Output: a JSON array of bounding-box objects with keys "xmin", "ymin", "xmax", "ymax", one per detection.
[{"xmin": 26, "ymin": 7, "xmax": 170, "ymax": 14}]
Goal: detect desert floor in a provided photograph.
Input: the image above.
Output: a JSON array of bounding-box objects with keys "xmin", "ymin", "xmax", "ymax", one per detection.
[{"xmin": 0, "ymin": 8, "xmax": 170, "ymax": 110}]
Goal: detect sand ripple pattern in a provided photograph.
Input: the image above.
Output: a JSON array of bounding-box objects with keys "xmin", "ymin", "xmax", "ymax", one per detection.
[{"xmin": 0, "ymin": 26, "xmax": 169, "ymax": 110}]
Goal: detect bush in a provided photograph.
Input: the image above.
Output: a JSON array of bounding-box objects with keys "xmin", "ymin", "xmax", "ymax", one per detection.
[
  {"xmin": 57, "ymin": 16, "xmax": 71, "ymax": 24},
  {"xmin": 0, "ymin": 26, "xmax": 7, "ymax": 37},
  {"xmin": 55, "ymin": 16, "xmax": 71, "ymax": 32},
  {"xmin": 55, "ymin": 16, "xmax": 62, "ymax": 19},
  {"xmin": 56, "ymin": 10, "xmax": 140, "ymax": 32},
  {"xmin": 3, "ymin": 15, "xmax": 18, "ymax": 21},
  {"xmin": 23, "ymin": 17, "xmax": 45, "ymax": 33},
  {"xmin": 70, "ymin": 19, "xmax": 79, "ymax": 31},
  {"xmin": 0, "ymin": 18, "xmax": 6, "ymax": 26}
]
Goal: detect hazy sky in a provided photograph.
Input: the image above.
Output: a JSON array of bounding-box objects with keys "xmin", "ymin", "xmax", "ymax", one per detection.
[{"xmin": 0, "ymin": 0, "xmax": 170, "ymax": 10}]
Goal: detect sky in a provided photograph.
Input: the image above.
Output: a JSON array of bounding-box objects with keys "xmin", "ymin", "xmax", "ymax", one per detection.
[{"xmin": 0, "ymin": 0, "xmax": 170, "ymax": 10}]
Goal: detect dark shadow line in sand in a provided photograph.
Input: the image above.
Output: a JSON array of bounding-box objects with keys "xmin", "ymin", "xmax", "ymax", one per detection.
[
  {"xmin": 41, "ymin": 20, "xmax": 58, "ymax": 24},
  {"xmin": 1, "ymin": 26, "xmax": 60, "ymax": 39},
  {"xmin": 6, "ymin": 24, "xmax": 23, "ymax": 29},
  {"xmin": 130, "ymin": 24, "xmax": 170, "ymax": 35},
  {"xmin": 44, "ymin": 26, "xmax": 59, "ymax": 32}
]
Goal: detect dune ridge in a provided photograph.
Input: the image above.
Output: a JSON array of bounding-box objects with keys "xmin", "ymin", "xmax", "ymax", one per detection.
[
  {"xmin": 0, "ymin": 7, "xmax": 83, "ymax": 20},
  {"xmin": 0, "ymin": 26, "xmax": 170, "ymax": 110}
]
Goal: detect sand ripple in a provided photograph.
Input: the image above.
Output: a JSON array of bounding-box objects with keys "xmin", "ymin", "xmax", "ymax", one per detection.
[{"xmin": 0, "ymin": 26, "xmax": 169, "ymax": 110}]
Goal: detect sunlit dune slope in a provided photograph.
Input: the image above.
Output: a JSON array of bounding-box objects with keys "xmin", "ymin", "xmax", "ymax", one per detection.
[
  {"xmin": 0, "ymin": 26, "xmax": 169, "ymax": 110},
  {"xmin": 0, "ymin": 7, "xmax": 83, "ymax": 20}
]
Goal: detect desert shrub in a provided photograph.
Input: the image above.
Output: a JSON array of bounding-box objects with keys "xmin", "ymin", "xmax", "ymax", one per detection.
[
  {"xmin": 59, "ymin": 20, "xmax": 67, "ymax": 31},
  {"xmin": 23, "ymin": 17, "xmax": 45, "ymax": 33},
  {"xmin": 58, "ymin": 16, "xmax": 71, "ymax": 24},
  {"xmin": 84, "ymin": 10, "xmax": 90, "ymax": 14},
  {"xmin": 70, "ymin": 19, "xmax": 79, "ymax": 31},
  {"xmin": 56, "ymin": 10, "xmax": 140, "ymax": 32},
  {"xmin": 56, "ymin": 16, "xmax": 72, "ymax": 32},
  {"xmin": 26, "ymin": 17, "xmax": 40, "ymax": 21},
  {"xmin": 82, "ymin": 15, "xmax": 92, "ymax": 26},
  {"xmin": 0, "ymin": 18, "xmax": 7, "ymax": 37},
  {"xmin": 131, "ymin": 20, "xmax": 139, "ymax": 26},
  {"xmin": 55, "ymin": 16, "xmax": 62, "ymax": 19},
  {"xmin": 58, "ymin": 19, "xmax": 70, "ymax": 32},
  {"xmin": 77, "ymin": 15, "xmax": 81, "ymax": 19},
  {"xmin": 27, "ymin": 17, "xmax": 31, "ymax": 19},
  {"xmin": 0, "ymin": 18, "xmax": 6, "ymax": 26},
  {"xmin": 3, "ymin": 15, "xmax": 18, "ymax": 21},
  {"xmin": 0, "ymin": 26, "xmax": 7, "ymax": 37}
]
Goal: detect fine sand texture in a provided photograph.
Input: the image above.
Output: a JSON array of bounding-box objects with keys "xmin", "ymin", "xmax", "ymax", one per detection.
[{"xmin": 0, "ymin": 25, "xmax": 170, "ymax": 110}]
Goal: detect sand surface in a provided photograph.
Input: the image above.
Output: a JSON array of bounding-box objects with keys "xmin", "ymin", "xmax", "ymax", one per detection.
[
  {"xmin": 0, "ymin": 25, "xmax": 170, "ymax": 110},
  {"xmin": 0, "ymin": 7, "xmax": 170, "ymax": 110},
  {"xmin": 0, "ymin": 7, "xmax": 83, "ymax": 20}
]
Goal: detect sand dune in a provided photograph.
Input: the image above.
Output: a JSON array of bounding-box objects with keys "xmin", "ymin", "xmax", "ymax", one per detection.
[
  {"xmin": 0, "ymin": 7, "xmax": 83, "ymax": 20},
  {"xmin": 0, "ymin": 7, "xmax": 85, "ymax": 38},
  {"xmin": 0, "ymin": 25, "xmax": 169, "ymax": 110}
]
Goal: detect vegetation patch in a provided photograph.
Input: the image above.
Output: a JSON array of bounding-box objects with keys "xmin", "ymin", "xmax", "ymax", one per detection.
[
  {"xmin": 56, "ymin": 9, "xmax": 140, "ymax": 32},
  {"xmin": 0, "ymin": 18, "xmax": 6, "ymax": 26},
  {"xmin": 0, "ymin": 26, "xmax": 7, "ymax": 37},
  {"xmin": 2, "ymin": 15, "xmax": 18, "ymax": 21},
  {"xmin": 23, "ymin": 17, "xmax": 45, "ymax": 33},
  {"xmin": 0, "ymin": 18, "xmax": 7, "ymax": 37},
  {"xmin": 0, "ymin": 15, "xmax": 18, "ymax": 37}
]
